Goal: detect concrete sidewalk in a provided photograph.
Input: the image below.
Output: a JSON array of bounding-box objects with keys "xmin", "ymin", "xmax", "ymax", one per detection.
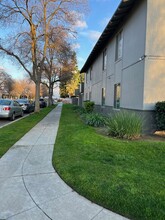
[{"xmin": 0, "ymin": 104, "xmax": 128, "ymax": 220}]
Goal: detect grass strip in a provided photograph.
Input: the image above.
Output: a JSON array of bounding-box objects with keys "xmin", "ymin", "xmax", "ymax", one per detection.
[
  {"xmin": 0, "ymin": 105, "xmax": 56, "ymax": 157},
  {"xmin": 53, "ymin": 104, "xmax": 165, "ymax": 220}
]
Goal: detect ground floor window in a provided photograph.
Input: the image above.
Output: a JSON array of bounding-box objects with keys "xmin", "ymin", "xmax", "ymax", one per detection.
[
  {"xmin": 89, "ymin": 91, "xmax": 92, "ymax": 101},
  {"xmin": 102, "ymin": 88, "xmax": 105, "ymax": 106},
  {"xmin": 114, "ymin": 84, "xmax": 120, "ymax": 109},
  {"xmin": 86, "ymin": 92, "xmax": 88, "ymax": 100}
]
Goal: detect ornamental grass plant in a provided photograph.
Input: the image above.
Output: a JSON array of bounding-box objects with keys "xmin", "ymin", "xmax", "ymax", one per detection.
[
  {"xmin": 82, "ymin": 112, "xmax": 106, "ymax": 127},
  {"xmin": 106, "ymin": 111, "xmax": 142, "ymax": 139}
]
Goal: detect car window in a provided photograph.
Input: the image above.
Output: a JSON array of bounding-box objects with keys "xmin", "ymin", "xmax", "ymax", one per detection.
[
  {"xmin": 0, "ymin": 100, "xmax": 11, "ymax": 105},
  {"xmin": 17, "ymin": 100, "xmax": 28, "ymax": 104},
  {"xmin": 14, "ymin": 101, "xmax": 20, "ymax": 106}
]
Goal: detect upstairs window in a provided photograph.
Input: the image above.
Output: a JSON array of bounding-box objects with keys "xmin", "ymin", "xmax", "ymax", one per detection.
[
  {"xmin": 86, "ymin": 72, "xmax": 88, "ymax": 84},
  {"xmin": 103, "ymin": 49, "xmax": 107, "ymax": 70},
  {"xmin": 90, "ymin": 66, "xmax": 92, "ymax": 80},
  {"xmin": 115, "ymin": 31, "xmax": 123, "ymax": 61},
  {"xmin": 114, "ymin": 84, "xmax": 120, "ymax": 109}
]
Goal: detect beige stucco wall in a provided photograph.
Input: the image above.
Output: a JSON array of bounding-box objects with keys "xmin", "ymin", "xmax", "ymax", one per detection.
[
  {"xmin": 145, "ymin": 0, "xmax": 165, "ymax": 56},
  {"xmin": 144, "ymin": 0, "xmax": 165, "ymax": 110},
  {"xmin": 144, "ymin": 58, "xmax": 165, "ymax": 110}
]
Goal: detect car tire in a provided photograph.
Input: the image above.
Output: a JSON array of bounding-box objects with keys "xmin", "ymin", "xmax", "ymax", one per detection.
[
  {"xmin": 21, "ymin": 111, "xmax": 24, "ymax": 117},
  {"xmin": 10, "ymin": 113, "xmax": 15, "ymax": 121}
]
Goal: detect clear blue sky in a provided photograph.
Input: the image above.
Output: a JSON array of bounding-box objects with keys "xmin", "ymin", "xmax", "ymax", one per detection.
[{"xmin": 0, "ymin": 0, "xmax": 121, "ymax": 78}]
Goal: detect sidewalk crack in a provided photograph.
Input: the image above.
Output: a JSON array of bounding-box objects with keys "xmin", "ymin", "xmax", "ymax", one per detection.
[{"xmin": 90, "ymin": 208, "xmax": 104, "ymax": 220}]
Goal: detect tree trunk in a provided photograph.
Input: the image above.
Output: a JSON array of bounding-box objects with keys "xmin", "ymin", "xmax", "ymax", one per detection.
[
  {"xmin": 35, "ymin": 80, "xmax": 40, "ymax": 112},
  {"xmin": 48, "ymin": 83, "xmax": 53, "ymax": 106}
]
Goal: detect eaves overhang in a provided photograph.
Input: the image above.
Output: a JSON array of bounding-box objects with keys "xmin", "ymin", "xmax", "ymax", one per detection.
[{"xmin": 80, "ymin": 0, "xmax": 137, "ymax": 73}]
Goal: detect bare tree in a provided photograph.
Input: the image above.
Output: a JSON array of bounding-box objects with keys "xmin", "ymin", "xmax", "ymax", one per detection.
[
  {"xmin": 0, "ymin": 0, "xmax": 87, "ymax": 111},
  {"xmin": 41, "ymin": 27, "xmax": 76, "ymax": 105},
  {"xmin": 0, "ymin": 69, "xmax": 14, "ymax": 98}
]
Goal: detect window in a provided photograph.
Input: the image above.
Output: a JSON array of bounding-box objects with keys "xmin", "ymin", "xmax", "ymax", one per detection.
[
  {"xmin": 89, "ymin": 91, "xmax": 92, "ymax": 101},
  {"xmin": 115, "ymin": 31, "xmax": 123, "ymax": 61},
  {"xmin": 86, "ymin": 92, "xmax": 88, "ymax": 100},
  {"xmin": 14, "ymin": 101, "xmax": 19, "ymax": 106},
  {"xmin": 102, "ymin": 88, "xmax": 105, "ymax": 106},
  {"xmin": 90, "ymin": 66, "xmax": 92, "ymax": 80},
  {"xmin": 86, "ymin": 72, "xmax": 88, "ymax": 84},
  {"xmin": 114, "ymin": 84, "xmax": 120, "ymax": 109},
  {"xmin": 103, "ymin": 49, "xmax": 107, "ymax": 70}
]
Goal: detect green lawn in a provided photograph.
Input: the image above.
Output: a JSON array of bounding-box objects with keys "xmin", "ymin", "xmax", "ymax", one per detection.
[
  {"xmin": 0, "ymin": 105, "xmax": 55, "ymax": 157},
  {"xmin": 53, "ymin": 104, "xmax": 165, "ymax": 220}
]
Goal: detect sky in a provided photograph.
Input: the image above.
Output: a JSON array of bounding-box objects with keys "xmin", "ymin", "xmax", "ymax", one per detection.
[
  {"xmin": 0, "ymin": 0, "xmax": 121, "ymax": 79},
  {"xmin": 76, "ymin": 0, "xmax": 121, "ymax": 70}
]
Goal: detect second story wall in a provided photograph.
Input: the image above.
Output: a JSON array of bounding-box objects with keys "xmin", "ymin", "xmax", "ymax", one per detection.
[{"xmin": 121, "ymin": 0, "xmax": 147, "ymax": 110}]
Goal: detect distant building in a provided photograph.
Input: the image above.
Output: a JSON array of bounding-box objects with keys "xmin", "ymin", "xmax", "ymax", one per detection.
[{"xmin": 80, "ymin": 0, "xmax": 165, "ymax": 133}]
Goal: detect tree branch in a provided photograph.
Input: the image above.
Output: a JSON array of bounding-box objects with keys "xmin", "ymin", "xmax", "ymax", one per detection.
[{"xmin": 0, "ymin": 45, "xmax": 32, "ymax": 78}]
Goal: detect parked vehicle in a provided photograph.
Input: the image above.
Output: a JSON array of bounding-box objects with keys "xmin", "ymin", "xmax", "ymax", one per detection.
[
  {"xmin": 0, "ymin": 99, "xmax": 24, "ymax": 121},
  {"xmin": 17, "ymin": 99, "xmax": 35, "ymax": 113},
  {"xmin": 39, "ymin": 98, "xmax": 47, "ymax": 108}
]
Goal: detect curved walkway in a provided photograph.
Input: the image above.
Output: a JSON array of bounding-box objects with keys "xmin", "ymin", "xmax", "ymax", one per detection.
[{"xmin": 0, "ymin": 104, "xmax": 128, "ymax": 220}]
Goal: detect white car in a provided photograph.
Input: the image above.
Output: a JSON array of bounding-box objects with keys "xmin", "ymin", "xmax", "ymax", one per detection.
[{"xmin": 0, "ymin": 99, "xmax": 24, "ymax": 121}]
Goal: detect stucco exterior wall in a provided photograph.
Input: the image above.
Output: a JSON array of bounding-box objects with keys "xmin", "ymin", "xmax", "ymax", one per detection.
[
  {"xmin": 143, "ymin": 58, "xmax": 165, "ymax": 110},
  {"xmin": 143, "ymin": 0, "xmax": 165, "ymax": 110},
  {"xmin": 84, "ymin": 54, "xmax": 103, "ymax": 105},
  {"xmin": 145, "ymin": 0, "xmax": 165, "ymax": 56},
  {"xmin": 121, "ymin": 0, "xmax": 147, "ymax": 110},
  {"xmin": 84, "ymin": 0, "xmax": 147, "ymax": 110},
  {"xmin": 121, "ymin": 61, "xmax": 145, "ymax": 110}
]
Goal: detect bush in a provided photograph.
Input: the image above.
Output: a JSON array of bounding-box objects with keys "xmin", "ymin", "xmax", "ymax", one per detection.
[
  {"xmin": 82, "ymin": 113, "xmax": 106, "ymax": 127},
  {"xmin": 106, "ymin": 111, "xmax": 142, "ymax": 139},
  {"xmin": 84, "ymin": 101, "xmax": 95, "ymax": 113},
  {"xmin": 155, "ymin": 101, "xmax": 165, "ymax": 130},
  {"xmin": 72, "ymin": 105, "xmax": 86, "ymax": 115}
]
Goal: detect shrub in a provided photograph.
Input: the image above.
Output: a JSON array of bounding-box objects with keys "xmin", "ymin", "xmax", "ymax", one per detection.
[
  {"xmin": 84, "ymin": 101, "xmax": 95, "ymax": 113},
  {"xmin": 155, "ymin": 101, "xmax": 165, "ymax": 130},
  {"xmin": 83, "ymin": 113, "xmax": 106, "ymax": 127},
  {"xmin": 72, "ymin": 105, "xmax": 86, "ymax": 115},
  {"xmin": 106, "ymin": 111, "xmax": 142, "ymax": 139}
]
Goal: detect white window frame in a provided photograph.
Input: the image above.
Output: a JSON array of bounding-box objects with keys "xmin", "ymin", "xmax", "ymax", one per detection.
[
  {"xmin": 114, "ymin": 83, "xmax": 120, "ymax": 109},
  {"xmin": 103, "ymin": 49, "xmax": 107, "ymax": 70},
  {"xmin": 115, "ymin": 31, "xmax": 123, "ymax": 61}
]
